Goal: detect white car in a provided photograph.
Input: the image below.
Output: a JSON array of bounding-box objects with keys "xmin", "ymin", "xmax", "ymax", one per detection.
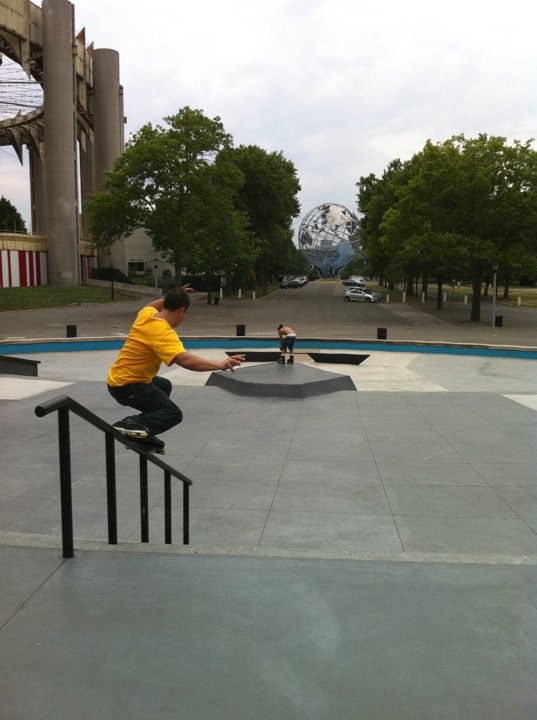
[{"xmin": 343, "ymin": 287, "xmax": 380, "ymax": 303}]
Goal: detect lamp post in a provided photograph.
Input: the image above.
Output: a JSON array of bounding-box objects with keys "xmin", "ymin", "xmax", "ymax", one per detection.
[
  {"xmin": 491, "ymin": 264, "xmax": 499, "ymax": 327},
  {"xmin": 154, "ymin": 259, "xmax": 159, "ymax": 295}
]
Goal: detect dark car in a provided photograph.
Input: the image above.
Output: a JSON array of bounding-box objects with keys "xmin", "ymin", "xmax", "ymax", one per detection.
[{"xmin": 281, "ymin": 276, "xmax": 309, "ymax": 289}]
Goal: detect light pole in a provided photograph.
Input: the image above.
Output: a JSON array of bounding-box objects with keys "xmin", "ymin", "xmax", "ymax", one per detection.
[
  {"xmin": 154, "ymin": 259, "xmax": 159, "ymax": 295},
  {"xmin": 491, "ymin": 263, "xmax": 499, "ymax": 327}
]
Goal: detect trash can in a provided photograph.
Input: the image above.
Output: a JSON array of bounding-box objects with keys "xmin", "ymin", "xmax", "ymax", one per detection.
[
  {"xmin": 495, "ymin": 315, "xmax": 503, "ymax": 327},
  {"xmin": 214, "ymin": 297, "xmax": 219, "ymax": 305},
  {"xmin": 377, "ymin": 327, "xmax": 387, "ymax": 340},
  {"xmin": 66, "ymin": 325, "xmax": 77, "ymax": 338},
  {"xmin": 236, "ymin": 324, "xmax": 246, "ymax": 336}
]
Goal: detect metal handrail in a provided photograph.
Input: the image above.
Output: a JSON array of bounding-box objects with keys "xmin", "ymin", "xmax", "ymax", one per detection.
[{"xmin": 35, "ymin": 394, "xmax": 192, "ymax": 558}]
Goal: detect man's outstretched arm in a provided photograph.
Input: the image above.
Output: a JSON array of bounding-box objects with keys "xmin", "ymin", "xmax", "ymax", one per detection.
[{"xmin": 173, "ymin": 352, "xmax": 245, "ymax": 373}]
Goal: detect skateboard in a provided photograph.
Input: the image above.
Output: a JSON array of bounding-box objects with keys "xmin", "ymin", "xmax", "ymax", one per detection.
[{"xmin": 128, "ymin": 435, "xmax": 166, "ymax": 455}]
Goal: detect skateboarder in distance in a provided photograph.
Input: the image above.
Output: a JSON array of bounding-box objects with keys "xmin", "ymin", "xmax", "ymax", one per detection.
[{"xmin": 278, "ymin": 324, "xmax": 296, "ymax": 364}]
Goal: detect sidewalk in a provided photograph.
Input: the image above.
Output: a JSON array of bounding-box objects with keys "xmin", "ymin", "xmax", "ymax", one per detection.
[
  {"xmin": 1, "ymin": 282, "xmax": 537, "ymax": 718},
  {"xmin": 1, "ymin": 279, "xmax": 536, "ymax": 346}
]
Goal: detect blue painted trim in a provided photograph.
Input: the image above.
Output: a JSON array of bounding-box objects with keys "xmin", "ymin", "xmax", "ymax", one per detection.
[
  {"xmin": 0, "ymin": 340, "xmax": 124, "ymax": 354},
  {"xmin": 1, "ymin": 337, "xmax": 536, "ymax": 359}
]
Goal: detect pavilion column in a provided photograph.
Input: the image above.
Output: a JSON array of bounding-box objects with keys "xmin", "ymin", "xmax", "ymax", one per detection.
[
  {"xmin": 42, "ymin": 0, "xmax": 80, "ymax": 286},
  {"xmin": 29, "ymin": 145, "xmax": 47, "ymax": 235},
  {"xmin": 93, "ymin": 48, "xmax": 123, "ymax": 269},
  {"xmin": 79, "ymin": 134, "xmax": 95, "ymax": 241}
]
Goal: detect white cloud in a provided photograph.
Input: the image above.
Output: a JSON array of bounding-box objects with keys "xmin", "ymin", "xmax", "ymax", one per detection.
[{"xmin": 2, "ymin": 0, "xmax": 537, "ymax": 229}]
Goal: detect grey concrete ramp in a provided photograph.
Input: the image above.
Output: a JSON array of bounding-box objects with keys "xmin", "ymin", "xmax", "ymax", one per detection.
[
  {"xmin": 205, "ymin": 362, "xmax": 356, "ymax": 397},
  {"xmin": 308, "ymin": 352, "xmax": 369, "ymax": 365},
  {"xmin": 224, "ymin": 351, "xmax": 370, "ymax": 365}
]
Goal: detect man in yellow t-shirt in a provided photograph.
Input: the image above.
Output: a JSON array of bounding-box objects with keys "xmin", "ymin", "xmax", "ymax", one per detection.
[{"xmin": 107, "ymin": 286, "xmax": 244, "ymax": 453}]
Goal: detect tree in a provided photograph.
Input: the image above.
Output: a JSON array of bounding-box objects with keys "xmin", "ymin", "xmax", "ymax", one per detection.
[
  {"xmin": 183, "ymin": 149, "xmax": 256, "ymax": 301},
  {"xmin": 228, "ymin": 145, "xmax": 301, "ymax": 284},
  {"xmin": 360, "ymin": 135, "xmax": 537, "ymax": 320},
  {"xmin": 357, "ymin": 160, "xmax": 410, "ymax": 287},
  {"xmin": 0, "ymin": 196, "xmax": 26, "ymax": 233},
  {"xmin": 86, "ymin": 107, "xmax": 251, "ymax": 282},
  {"xmin": 380, "ymin": 143, "xmax": 470, "ymax": 308}
]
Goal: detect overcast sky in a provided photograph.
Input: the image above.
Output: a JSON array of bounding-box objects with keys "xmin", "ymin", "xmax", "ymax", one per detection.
[{"xmin": 1, "ymin": 0, "xmax": 536, "ymax": 234}]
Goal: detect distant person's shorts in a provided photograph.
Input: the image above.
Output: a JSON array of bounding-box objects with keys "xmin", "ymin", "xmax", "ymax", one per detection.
[{"xmin": 280, "ymin": 334, "xmax": 296, "ymax": 352}]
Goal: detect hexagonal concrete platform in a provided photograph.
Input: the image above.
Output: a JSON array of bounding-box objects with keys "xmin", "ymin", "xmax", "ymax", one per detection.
[{"xmin": 206, "ymin": 362, "xmax": 356, "ymax": 397}]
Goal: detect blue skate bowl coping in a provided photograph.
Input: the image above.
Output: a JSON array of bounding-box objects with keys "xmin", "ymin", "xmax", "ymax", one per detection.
[{"xmin": 1, "ymin": 337, "xmax": 537, "ymax": 360}]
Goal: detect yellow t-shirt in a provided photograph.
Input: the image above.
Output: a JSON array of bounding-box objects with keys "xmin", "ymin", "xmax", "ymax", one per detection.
[{"xmin": 107, "ymin": 306, "xmax": 186, "ymax": 386}]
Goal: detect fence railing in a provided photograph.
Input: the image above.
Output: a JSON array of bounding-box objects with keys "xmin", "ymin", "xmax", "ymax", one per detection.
[{"xmin": 34, "ymin": 395, "xmax": 192, "ymax": 558}]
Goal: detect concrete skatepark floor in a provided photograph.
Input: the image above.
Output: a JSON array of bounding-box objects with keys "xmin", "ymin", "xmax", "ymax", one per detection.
[{"xmin": 1, "ymin": 282, "xmax": 537, "ymax": 718}]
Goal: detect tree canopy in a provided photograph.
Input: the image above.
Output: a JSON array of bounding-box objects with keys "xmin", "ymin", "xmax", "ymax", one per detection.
[
  {"xmin": 228, "ymin": 145, "xmax": 301, "ymax": 283},
  {"xmin": 357, "ymin": 134, "xmax": 537, "ymax": 320},
  {"xmin": 86, "ymin": 108, "xmax": 301, "ymax": 287},
  {"xmin": 0, "ymin": 196, "xmax": 27, "ymax": 233}
]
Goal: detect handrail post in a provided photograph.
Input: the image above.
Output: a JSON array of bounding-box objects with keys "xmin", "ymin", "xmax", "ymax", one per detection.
[
  {"xmin": 164, "ymin": 470, "xmax": 172, "ymax": 544},
  {"xmin": 140, "ymin": 455, "xmax": 149, "ymax": 542},
  {"xmin": 58, "ymin": 406, "xmax": 74, "ymax": 558},
  {"xmin": 105, "ymin": 433, "xmax": 118, "ymax": 545},
  {"xmin": 183, "ymin": 483, "xmax": 190, "ymax": 545}
]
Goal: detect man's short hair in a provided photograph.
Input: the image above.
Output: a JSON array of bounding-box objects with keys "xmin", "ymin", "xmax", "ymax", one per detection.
[{"xmin": 163, "ymin": 287, "xmax": 190, "ymax": 312}]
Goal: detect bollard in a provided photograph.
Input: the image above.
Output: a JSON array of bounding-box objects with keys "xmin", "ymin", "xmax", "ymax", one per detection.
[
  {"xmin": 377, "ymin": 327, "xmax": 387, "ymax": 340},
  {"xmin": 66, "ymin": 325, "xmax": 77, "ymax": 338},
  {"xmin": 236, "ymin": 324, "xmax": 246, "ymax": 336}
]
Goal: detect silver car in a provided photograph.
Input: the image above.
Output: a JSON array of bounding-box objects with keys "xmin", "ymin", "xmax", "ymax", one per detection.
[{"xmin": 343, "ymin": 288, "xmax": 380, "ymax": 303}]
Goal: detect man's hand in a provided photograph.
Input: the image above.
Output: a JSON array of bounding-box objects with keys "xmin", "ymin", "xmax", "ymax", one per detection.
[
  {"xmin": 221, "ymin": 354, "xmax": 245, "ymax": 372},
  {"xmin": 181, "ymin": 284, "xmax": 194, "ymax": 293}
]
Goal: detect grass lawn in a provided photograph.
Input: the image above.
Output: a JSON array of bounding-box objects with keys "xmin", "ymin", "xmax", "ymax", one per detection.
[
  {"xmin": 0, "ymin": 285, "xmax": 138, "ymax": 311},
  {"xmin": 367, "ymin": 283, "xmax": 537, "ymax": 308}
]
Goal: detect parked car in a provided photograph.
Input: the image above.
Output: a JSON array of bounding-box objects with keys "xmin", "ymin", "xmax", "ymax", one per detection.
[
  {"xmin": 281, "ymin": 276, "xmax": 309, "ymax": 289},
  {"xmin": 342, "ymin": 277, "xmax": 365, "ymax": 287},
  {"xmin": 343, "ymin": 287, "xmax": 381, "ymax": 303}
]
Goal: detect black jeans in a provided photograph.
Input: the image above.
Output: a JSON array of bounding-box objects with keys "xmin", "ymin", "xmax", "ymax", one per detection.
[{"xmin": 108, "ymin": 376, "xmax": 183, "ymax": 437}]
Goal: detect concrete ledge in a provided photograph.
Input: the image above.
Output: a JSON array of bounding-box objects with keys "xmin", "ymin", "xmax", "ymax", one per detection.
[{"xmin": 0, "ymin": 355, "xmax": 40, "ymax": 376}]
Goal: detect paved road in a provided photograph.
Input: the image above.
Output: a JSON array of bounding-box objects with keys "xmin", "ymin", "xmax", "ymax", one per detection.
[{"xmin": 1, "ymin": 279, "xmax": 537, "ymax": 346}]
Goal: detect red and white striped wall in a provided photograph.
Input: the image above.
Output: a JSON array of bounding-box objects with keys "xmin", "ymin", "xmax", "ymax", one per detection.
[{"xmin": 0, "ymin": 250, "xmax": 48, "ymax": 288}]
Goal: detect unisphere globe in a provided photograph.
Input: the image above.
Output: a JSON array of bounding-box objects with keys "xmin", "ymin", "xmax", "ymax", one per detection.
[{"xmin": 298, "ymin": 203, "xmax": 361, "ymax": 276}]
